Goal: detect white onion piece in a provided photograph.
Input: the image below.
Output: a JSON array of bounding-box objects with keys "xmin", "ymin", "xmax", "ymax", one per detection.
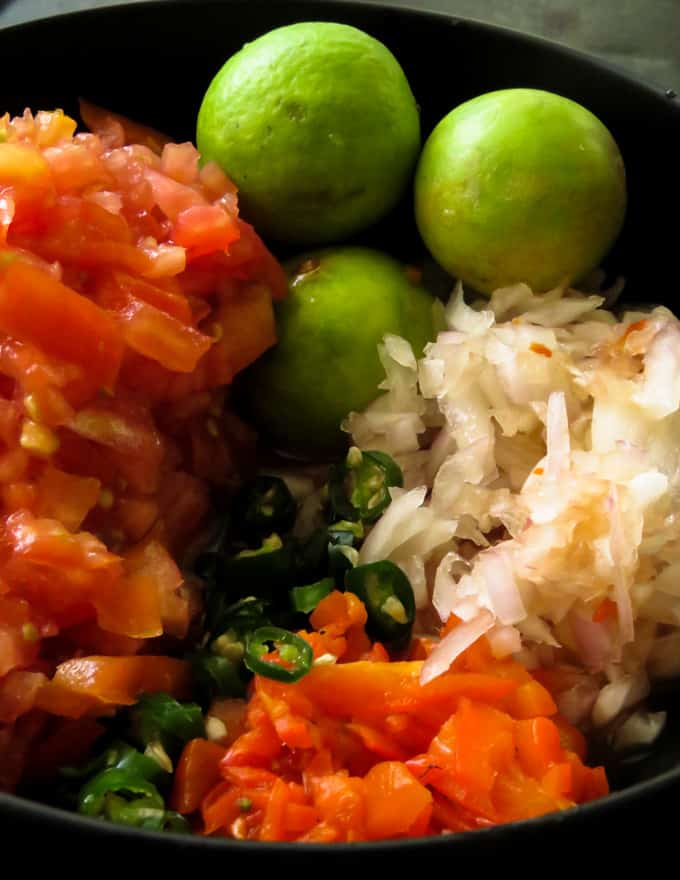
[
  {"xmin": 633, "ymin": 323, "xmax": 680, "ymax": 418},
  {"xmin": 609, "ymin": 486, "xmax": 635, "ymax": 645},
  {"xmin": 420, "ymin": 609, "xmax": 495, "ymax": 685},
  {"xmin": 445, "ymin": 282, "xmax": 495, "ymax": 335},
  {"xmin": 399, "ymin": 556, "xmax": 428, "ymax": 610},
  {"xmin": 432, "ymin": 551, "xmax": 466, "ymax": 621},
  {"xmin": 359, "ymin": 486, "xmax": 427, "ymax": 563},
  {"xmin": 487, "ymin": 625, "xmax": 522, "ymax": 658},
  {"xmin": 556, "ymin": 681, "xmax": 600, "ymax": 725},
  {"xmin": 382, "ymin": 333, "xmax": 417, "ymax": 369},
  {"xmin": 477, "ymin": 549, "xmax": 526, "ymax": 625},
  {"xmin": 592, "ymin": 672, "xmax": 650, "ymax": 727},
  {"xmin": 545, "ymin": 391, "xmax": 570, "ymax": 480},
  {"xmin": 570, "ymin": 610, "xmax": 616, "ymax": 671},
  {"xmin": 612, "ymin": 710, "xmax": 667, "ymax": 752}
]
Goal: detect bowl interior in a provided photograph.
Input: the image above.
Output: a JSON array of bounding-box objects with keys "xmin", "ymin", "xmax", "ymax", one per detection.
[{"xmin": 1, "ymin": 0, "xmax": 680, "ymax": 856}]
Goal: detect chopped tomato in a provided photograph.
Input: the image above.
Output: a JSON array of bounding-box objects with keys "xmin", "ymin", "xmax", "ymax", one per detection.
[{"xmin": 0, "ymin": 259, "xmax": 124, "ymax": 391}]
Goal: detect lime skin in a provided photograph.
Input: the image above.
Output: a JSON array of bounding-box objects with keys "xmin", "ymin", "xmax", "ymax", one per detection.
[
  {"xmin": 197, "ymin": 22, "xmax": 420, "ymax": 245},
  {"xmin": 242, "ymin": 247, "xmax": 439, "ymax": 459},
  {"xmin": 414, "ymin": 88, "xmax": 627, "ymax": 294}
]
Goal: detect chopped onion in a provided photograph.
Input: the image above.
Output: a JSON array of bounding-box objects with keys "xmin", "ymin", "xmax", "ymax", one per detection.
[
  {"xmin": 445, "ymin": 282, "xmax": 495, "ymax": 335},
  {"xmin": 569, "ymin": 610, "xmax": 616, "ymax": 671},
  {"xmin": 487, "ymin": 624, "xmax": 522, "ymax": 658},
  {"xmin": 612, "ymin": 710, "xmax": 667, "ymax": 752},
  {"xmin": 545, "ymin": 391, "xmax": 570, "ymax": 480},
  {"xmin": 420, "ymin": 609, "xmax": 495, "ymax": 685},
  {"xmin": 592, "ymin": 672, "xmax": 650, "ymax": 727},
  {"xmin": 359, "ymin": 486, "xmax": 427, "ymax": 563},
  {"xmin": 477, "ymin": 548, "xmax": 526, "ymax": 625},
  {"xmin": 609, "ymin": 486, "xmax": 635, "ymax": 645},
  {"xmin": 432, "ymin": 551, "xmax": 466, "ymax": 621}
]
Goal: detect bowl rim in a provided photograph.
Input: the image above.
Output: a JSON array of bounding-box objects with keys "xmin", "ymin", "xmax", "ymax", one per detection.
[{"xmin": 1, "ymin": 0, "xmax": 680, "ymax": 854}]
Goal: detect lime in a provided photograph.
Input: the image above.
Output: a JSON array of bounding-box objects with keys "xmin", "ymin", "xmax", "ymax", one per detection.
[
  {"xmin": 414, "ymin": 89, "xmax": 627, "ymax": 294},
  {"xmin": 243, "ymin": 247, "xmax": 440, "ymax": 458},
  {"xmin": 196, "ymin": 22, "xmax": 420, "ymax": 245}
]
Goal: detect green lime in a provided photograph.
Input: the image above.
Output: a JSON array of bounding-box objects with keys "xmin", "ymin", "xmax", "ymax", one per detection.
[
  {"xmin": 196, "ymin": 22, "xmax": 420, "ymax": 245},
  {"xmin": 414, "ymin": 89, "xmax": 627, "ymax": 294},
  {"xmin": 242, "ymin": 247, "xmax": 440, "ymax": 458}
]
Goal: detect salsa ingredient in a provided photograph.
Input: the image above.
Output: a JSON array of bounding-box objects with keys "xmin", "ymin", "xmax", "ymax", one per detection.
[
  {"xmin": 415, "ymin": 89, "xmax": 627, "ymax": 294},
  {"xmin": 189, "ymin": 595, "xmax": 607, "ymax": 842},
  {"xmin": 329, "ymin": 447, "xmax": 404, "ymax": 523},
  {"xmin": 345, "ymin": 560, "xmax": 415, "ymax": 649},
  {"xmin": 347, "ymin": 281, "xmax": 680, "ymax": 731},
  {"xmin": 243, "ymin": 247, "xmax": 442, "ymax": 457},
  {"xmin": 196, "ymin": 22, "xmax": 420, "ymax": 244},
  {"xmin": 0, "ymin": 106, "xmax": 284, "ymax": 780},
  {"xmin": 243, "ymin": 626, "xmax": 314, "ymax": 682}
]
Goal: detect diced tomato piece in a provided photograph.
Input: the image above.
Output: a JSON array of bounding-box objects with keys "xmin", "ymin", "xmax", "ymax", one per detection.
[
  {"xmin": 43, "ymin": 142, "xmax": 113, "ymax": 192},
  {"xmin": 79, "ymin": 99, "xmax": 172, "ymax": 155},
  {"xmin": 34, "ymin": 466, "xmax": 101, "ymax": 532},
  {"xmin": 364, "ymin": 762, "xmax": 432, "ymax": 840},
  {"xmin": 0, "ymin": 669, "xmax": 48, "ymax": 723},
  {"xmin": 204, "ymin": 283, "xmax": 276, "ymax": 383},
  {"xmin": 94, "ymin": 573, "xmax": 163, "ymax": 639},
  {"xmin": 0, "ymin": 259, "xmax": 123, "ymax": 390},
  {"xmin": 96, "ymin": 270, "xmax": 193, "ymax": 324},
  {"xmin": 108, "ymin": 292, "xmax": 213, "ymax": 373},
  {"xmin": 171, "ymin": 738, "xmax": 227, "ymax": 814},
  {"xmin": 35, "ymin": 655, "xmax": 191, "ymax": 718},
  {"xmin": 173, "ymin": 205, "xmax": 240, "ymax": 260},
  {"xmin": 124, "ymin": 539, "xmax": 188, "ymax": 639}
]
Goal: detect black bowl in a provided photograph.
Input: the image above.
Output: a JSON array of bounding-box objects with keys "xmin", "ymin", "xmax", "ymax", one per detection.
[{"xmin": 1, "ymin": 0, "xmax": 679, "ymax": 865}]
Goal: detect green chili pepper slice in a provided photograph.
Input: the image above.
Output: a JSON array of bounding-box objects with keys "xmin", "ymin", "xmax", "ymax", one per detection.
[
  {"xmin": 328, "ymin": 543, "xmax": 359, "ymax": 583},
  {"xmin": 244, "ymin": 626, "xmax": 313, "ymax": 683},
  {"xmin": 290, "ymin": 577, "xmax": 334, "ymax": 614},
  {"xmin": 205, "ymin": 595, "xmax": 271, "ymax": 642},
  {"xmin": 60, "ymin": 740, "xmax": 167, "ymax": 786},
  {"xmin": 234, "ymin": 475, "xmax": 297, "ymax": 540},
  {"xmin": 191, "ymin": 652, "xmax": 246, "ymax": 704},
  {"xmin": 78, "ymin": 768, "xmax": 164, "ymax": 819},
  {"xmin": 130, "ymin": 693, "xmax": 204, "ymax": 759},
  {"xmin": 345, "ymin": 560, "xmax": 415, "ymax": 649},
  {"xmin": 329, "ymin": 448, "xmax": 403, "ymax": 524},
  {"xmin": 328, "ymin": 520, "xmax": 364, "ymax": 546}
]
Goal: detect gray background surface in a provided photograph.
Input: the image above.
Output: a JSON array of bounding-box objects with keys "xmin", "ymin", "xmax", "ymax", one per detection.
[{"xmin": 1, "ymin": 0, "xmax": 678, "ymax": 91}]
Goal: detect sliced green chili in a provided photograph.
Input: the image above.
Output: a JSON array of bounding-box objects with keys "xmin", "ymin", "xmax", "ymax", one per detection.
[
  {"xmin": 234, "ymin": 475, "xmax": 297, "ymax": 540},
  {"xmin": 78, "ymin": 768, "xmax": 164, "ymax": 819},
  {"xmin": 328, "ymin": 520, "xmax": 364, "ymax": 546},
  {"xmin": 345, "ymin": 560, "xmax": 415, "ymax": 649},
  {"xmin": 191, "ymin": 651, "xmax": 246, "ymax": 704},
  {"xmin": 290, "ymin": 577, "xmax": 334, "ymax": 614},
  {"xmin": 329, "ymin": 448, "xmax": 403, "ymax": 524},
  {"xmin": 130, "ymin": 693, "xmax": 204, "ymax": 759},
  {"xmin": 328, "ymin": 543, "xmax": 359, "ymax": 583},
  {"xmin": 244, "ymin": 626, "xmax": 313, "ymax": 682},
  {"xmin": 60, "ymin": 740, "xmax": 167, "ymax": 786},
  {"xmin": 205, "ymin": 595, "xmax": 271, "ymax": 642}
]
